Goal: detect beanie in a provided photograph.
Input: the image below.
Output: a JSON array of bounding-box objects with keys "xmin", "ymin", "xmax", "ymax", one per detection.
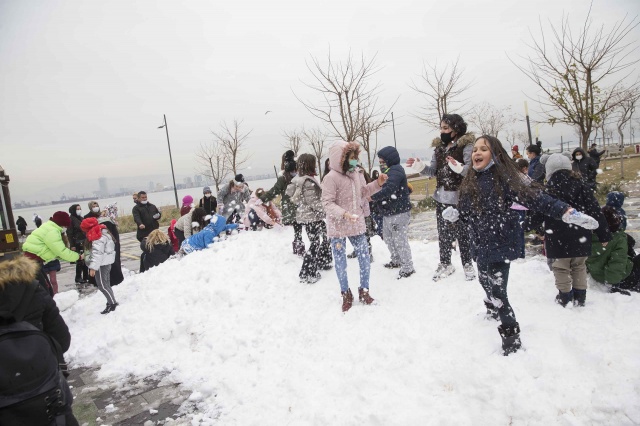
[
  {"xmin": 80, "ymin": 217, "xmax": 99, "ymax": 233},
  {"xmin": 284, "ymin": 160, "xmax": 297, "ymax": 173},
  {"xmin": 602, "ymin": 206, "xmax": 621, "ymax": 233},
  {"xmin": 512, "ymin": 145, "xmax": 519, "ymax": 152},
  {"xmin": 283, "ymin": 150, "xmax": 295, "ymax": 161},
  {"xmin": 545, "ymin": 153, "xmax": 572, "ymax": 181},
  {"xmin": 51, "ymin": 211, "xmax": 71, "ymax": 228},
  {"xmin": 203, "ymin": 186, "xmax": 211, "ymax": 194},
  {"xmin": 234, "ymin": 174, "xmax": 245, "ymax": 184},
  {"xmin": 182, "ymin": 195, "xmax": 194, "ymax": 205},
  {"xmin": 80, "ymin": 217, "xmax": 106, "ymax": 242}
]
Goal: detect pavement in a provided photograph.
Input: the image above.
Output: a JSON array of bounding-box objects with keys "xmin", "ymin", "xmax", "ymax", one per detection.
[{"xmin": 43, "ymin": 181, "xmax": 640, "ymax": 425}]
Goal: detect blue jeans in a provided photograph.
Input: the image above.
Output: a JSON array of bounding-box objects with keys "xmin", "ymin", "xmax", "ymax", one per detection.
[{"xmin": 331, "ymin": 234, "xmax": 370, "ymax": 292}]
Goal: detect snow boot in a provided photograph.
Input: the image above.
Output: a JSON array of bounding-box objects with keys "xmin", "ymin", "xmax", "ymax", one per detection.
[
  {"xmin": 341, "ymin": 289, "xmax": 354, "ymax": 312},
  {"xmin": 397, "ymin": 270, "xmax": 415, "ymax": 279},
  {"xmin": 463, "ymin": 263, "xmax": 476, "ymax": 281},
  {"xmin": 347, "ymin": 251, "xmax": 357, "ymax": 259},
  {"xmin": 101, "ymin": 303, "xmax": 117, "ymax": 315},
  {"xmin": 572, "ymin": 289, "xmax": 587, "ymax": 306},
  {"xmin": 498, "ymin": 322, "xmax": 522, "ymax": 356},
  {"xmin": 433, "ymin": 263, "xmax": 455, "ymax": 281},
  {"xmin": 358, "ymin": 288, "xmax": 375, "ymax": 305},
  {"xmin": 555, "ymin": 290, "xmax": 573, "ymax": 307},
  {"xmin": 483, "ymin": 299, "xmax": 499, "ymax": 321},
  {"xmin": 384, "ymin": 261, "xmax": 401, "ymax": 269},
  {"xmin": 292, "ymin": 240, "xmax": 306, "ymax": 257},
  {"xmin": 300, "ymin": 272, "xmax": 321, "ymax": 284}
]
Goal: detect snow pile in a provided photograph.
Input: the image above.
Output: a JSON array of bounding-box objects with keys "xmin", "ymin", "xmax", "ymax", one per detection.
[
  {"xmin": 62, "ymin": 229, "xmax": 640, "ymax": 425},
  {"xmin": 54, "ymin": 289, "xmax": 79, "ymax": 311}
]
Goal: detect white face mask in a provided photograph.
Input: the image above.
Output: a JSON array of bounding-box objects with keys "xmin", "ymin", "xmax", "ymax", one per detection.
[
  {"xmin": 92, "ymin": 207, "xmax": 100, "ymax": 213},
  {"xmin": 575, "ymin": 155, "xmax": 583, "ymax": 161},
  {"xmin": 141, "ymin": 200, "xmax": 148, "ymax": 204},
  {"xmin": 76, "ymin": 210, "xmax": 83, "ymax": 216},
  {"xmin": 205, "ymin": 193, "xmax": 211, "ymax": 198}
]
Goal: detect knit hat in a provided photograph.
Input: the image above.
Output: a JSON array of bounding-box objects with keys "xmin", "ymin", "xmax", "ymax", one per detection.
[
  {"xmin": 203, "ymin": 186, "xmax": 211, "ymax": 194},
  {"xmin": 512, "ymin": 145, "xmax": 519, "ymax": 152},
  {"xmin": 545, "ymin": 153, "xmax": 572, "ymax": 181},
  {"xmin": 87, "ymin": 200, "xmax": 98, "ymax": 210},
  {"xmin": 80, "ymin": 217, "xmax": 106, "ymax": 242},
  {"xmin": 51, "ymin": 211, "xmax": 71, "ymax": 228},
  {"xmin": 602, "ymin": 206, "xmax": 621, "ymax": 233},
  {"xmin": 234, "ymin": 174, "xmax": 245, "ymax": 185},
  {"xmin": 182, "ymin": 195, "xmax": 194, "ymax": 205},
  {"xmin": 283, "ymin": 150, "xmax": 295, "ymax": 161}
]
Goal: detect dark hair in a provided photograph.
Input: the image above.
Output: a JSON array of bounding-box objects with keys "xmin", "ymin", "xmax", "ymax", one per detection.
[
  {"xmin": 322, "ymin": 158, "xmax": 331, "ymax": 180},
  {"xmin": 460, "ymin": 135, "xmax": 542, "ymax": 210},
  {"xmin": 297, "ymin": 154, "xmax": 317, "ymax": 176},
  {"xmin": 362, "ymin": 169, "xmax": 372, "ymax": 184},
  {"xmin": 137, "ymin": 191, "xmax": 147, "ymax": 197},
  {"xmin": 441, "ymin": 114, "xmax": 467, "ymax": 137},
  {"xmin": 191, "ymin": 207, "xmax": 207, "ymax": 229},
  {"xmin": 515, "ymin": 159, "xmax": 529, "ymax": 171},
  {"xmin": 526, "ymin": 141, "xmax": 542, "ymax": 156},
  {"xmin": 371, "ymin": 170, "xmax": 379, "ymax": 180},
  {"xmin": 602, "ymin": 206, "xmax": 621, "ymax": 232}
]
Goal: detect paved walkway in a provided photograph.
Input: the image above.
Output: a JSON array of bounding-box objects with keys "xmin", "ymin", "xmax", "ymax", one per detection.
[{"xmin": 50, "ymin": 182, "xmax": 640, "ymax": 425}]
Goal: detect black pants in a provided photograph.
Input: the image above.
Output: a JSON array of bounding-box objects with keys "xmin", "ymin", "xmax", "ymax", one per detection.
[
  {"xmin": 300, "ymin": 221, "xmax": 323, "ymax": 279},
  {"xmin": 248, "ymin": 209, "xmax": 266, "ymax": 230},
  {"xmin": 436, "ymin": 202, "xmax": 471, "ymax": 266},
  {"xmin": 293, "ymin": 222, "xmax": 302, "ymax": 242},
  {"xmin": 478, "ymin": 260, "xmax": 517, "ymax": 327},
  {"xmin": 73, "ymin": 243, "xmax": 88, "ymax": 282},
  {"xmin": 175, "ymin": 228, "xmax": 185, "ymax": 245}
]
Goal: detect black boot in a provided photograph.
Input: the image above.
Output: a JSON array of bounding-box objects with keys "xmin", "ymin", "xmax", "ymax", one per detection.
[
  {"xmin": 483, "ymin": 299, "xmax": 499, "ymax": 321},
  {"xmin": 498, "ymin": 323, "xmax": 522, "ymax": 356},
  {"xmin": 573, "ymin": 289, "xmax": 587, "ymax": 306},
  {"xmin": 101, "ymin": 304, "xmax": 113, "ymax": 315},
  {"xmin": 555, "ymin": 290, "xmax": 573, "ymax": 307}
]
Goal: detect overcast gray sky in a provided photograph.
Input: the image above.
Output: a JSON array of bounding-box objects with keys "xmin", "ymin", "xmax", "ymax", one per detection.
[{"xmin": 2, "ymin": 0, "xmax": 639, "ymax": 200}]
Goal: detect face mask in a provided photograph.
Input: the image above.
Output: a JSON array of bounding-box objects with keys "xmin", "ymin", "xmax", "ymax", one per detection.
[
  {"xmin": 290, "ymin": 172, "xmax": 297, "ymax": 177},
  {"xmin": 575, "ymin": 155, "xmax": 583, "ymax": 161},
  {"xmin": 92, "ymin": 207, "xmax": 100, "ymax": 213},
  {"xmin": 379, "ymin": 161, "xmax": 387, "ymax": 170},
  {"xmin": 440, "ymin": 132, "xmax": 454, "ymax": 144},
  {"xmin": 141, "ymin": 200, "xmax": 148, "ymax": 205},
  {"xmin": 348, "ymin": 159, "xmax": 358, "ymax": 170},
  {"xmin": 205, "ymin": 193, "xmax": 211, "ymax": 198},
  {"xmin": 76, "ymin": 210, "xmax": 82, "ymax": 217},
  {"xmin": 61, "ymin": 227, "xmax": 67, "ymax": 233}
]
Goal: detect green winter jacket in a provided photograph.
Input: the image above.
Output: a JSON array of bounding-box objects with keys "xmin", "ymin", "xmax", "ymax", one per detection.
[
  {"xmin": 586, "ymin": 231, "xmax": 633, "ymax": 284},
  {"xmin": 260, "ymin": 175, "xmax": 297, "ymax": 225},
  {"xmin": 22, "ymin": 220, "xmax": 80, "ymax": 263}
]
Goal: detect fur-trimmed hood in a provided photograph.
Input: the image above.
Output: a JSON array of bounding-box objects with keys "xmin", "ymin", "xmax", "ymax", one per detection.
[
  {"xmin": 431, "ymin": 132, "xmax": 476, "ymax": 148},
  {"xmin": 329, "ymin": 141, "xmax": 361, "ymax": 174},
  {"xmin": 0, "ymin": 256, "xmax": 39, "ymax": 289}
]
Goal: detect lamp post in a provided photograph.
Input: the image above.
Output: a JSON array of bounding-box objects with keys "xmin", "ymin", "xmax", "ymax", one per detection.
[
  {"xmin": 157, "ymin": 114, "xmax": 179, "ymax": 209},
  {"xmin": 391, "ymin": 112, "xmax": 397, "ymax": 148},
  {"xmin": 524, "ymin": 101, "xmax": 533, "ymax": 147}
]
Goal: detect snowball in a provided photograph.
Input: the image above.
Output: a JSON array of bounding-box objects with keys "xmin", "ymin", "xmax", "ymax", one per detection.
[
  {"xmin": 596, "ymin": 169, "xmax": 603, "ymax": 174},
  {"xmin": 391, "ymin": 194, "xmax": 397, "ymax": 199},
  {"xmin": 150, "ymin": 408, "xmax": 159, "ymax": 415},
  {"xmin": 579, "ymin": 237, "xmax": 587, "ymax": 243},
  {"xmin": 53, "ymin": 290, "xmax": 79, "ymax": 312},
  {"xmin": 545, "ymin": 229, "xmax": 554, "ymax": 234},
  {"xmin": 105, "ymin": 404, "xmax": 117, "ymax": 413}
]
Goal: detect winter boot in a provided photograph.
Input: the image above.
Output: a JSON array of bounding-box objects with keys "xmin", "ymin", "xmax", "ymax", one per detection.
[
  {"xmin": 347, "ymin": 250, "xmax": 357, "ymax": 259},
  {"xmin": 483, "ymin": 299, "xmax": 499, "ymax": 321},
  {"xmin": 383, "ymin": 261, "xmax": 401, "ymax": 269},
  {"xmin": 397, "ymin": 270, "xmax": 416, "ymax": 279},
  {"xmin": 358, "ymin": 288, "xmax": 375, "ymax": 305},
  {"xmin": 555, "ymin": 290, "xmax": 573, "ymax": 307},
  {"xmin": 341, "ymin": 289, "xmax": 354, "ymax": 312},
  {"xmin": 572, "ymin": 289, "xmax": 587, "ymax": 306},
  {"xmin": 433, "ymin": 263, "xmax": 455, "ymax": 281},
  {"xmin": 300, "ymin": 272, "xmax": 321, "ymax": 284},
  {"xmin": 101, "ymin": 304, "xmax": 114, "ymax": 315},
  {"xmin": 498, "ymin": 323, "xmax": 522, "ymax": 356},
  {"xmin": 463, "ymin": 263, "xmax": 476, "ymax": 281},
  {"xmin": 292, "ymin": 240, "xmax": 306, "ymax": 257}
]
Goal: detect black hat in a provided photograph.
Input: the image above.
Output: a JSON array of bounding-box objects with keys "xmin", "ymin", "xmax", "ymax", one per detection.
[
  {"xmin": 284, "ymin": 159, "xmax": 297, "ymax": 173},
  {"xmin": 234, "ymin": 174, "xmax": 245, "ymax": 184},
  {"xmin": 284, "ymin": 150, "xmax": 295, "ymax": 161}
]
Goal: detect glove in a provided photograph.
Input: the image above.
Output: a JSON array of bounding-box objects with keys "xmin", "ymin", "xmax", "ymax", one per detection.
[
  {"xmin": 442, "ymin": 206, "xmax": 459, "ymax": 222},
  {"xmin": 562, "ymin": 209, "xmax": 598, "ymax": 230},
  {"xmin": 448, "ymin": 160, "xmax": 464, "ymax": 174},
  {"xmin": 152, "ymin": 213, "xmax": 160, "ymax": 220},
  {"xmin": 409, "ymin": 158, "xmax": 427, "ymax": 173}
]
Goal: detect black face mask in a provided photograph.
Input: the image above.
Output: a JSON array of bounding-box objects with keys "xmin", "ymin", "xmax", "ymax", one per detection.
[{"xmin": 440, "ymin": 132, "xmax": 454, "ymax": 145}]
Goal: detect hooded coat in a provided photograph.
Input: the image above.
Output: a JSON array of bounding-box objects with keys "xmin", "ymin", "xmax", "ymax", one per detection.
[
  {"xmin": 22, "ymin": 221, "xmax": 80, "ymax": 264},
  {"xmin": 16, "ymin": 216, "xmax": 27, "ymax": 232},
  {"xmin": 606, "ymin": 192, "xmax": 627, "ymax": 231},
  {"xmin": 572, "ymin": 148, "xmax": 598, "ymax": 188},
  {"xmin": 217, "ymin": 183, "xmax": 251, "ymax": 221},
  {"xmin": 181, "ymin": 214, "xmax": 239, "ymax": 252},
  {"xmin": 321, "ymin": 141, "xmax": 381, "ymax": 238},
  {"xmin": 243, "ymin": 193, "xmax": 282, "ymax": 227},
  {"xmin": 286, "ymin": 175, "xmax": 325, "ymax": 224},
  {"xmin": 86, "ymin": 229, "xmax": 116, "ymax": 271},
  {"xmin": 67, "ymin": 204, "xmax": 85, "ymax": 246},
  {"xmin": 527, "ymin": 155, "xmax": 545, "ymax": 184},
  {"xmin": 371, "ymin": 146, "xmax": 412, "ymax": 216},
  {"xmin": 587, "ymin": 231, "xmax": 633, "ymax": 284}
]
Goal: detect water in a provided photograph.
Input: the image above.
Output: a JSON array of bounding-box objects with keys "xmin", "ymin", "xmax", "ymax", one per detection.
[{"xmin": 13, "ymin": 177, "xmax": 280, "ymax": 230}]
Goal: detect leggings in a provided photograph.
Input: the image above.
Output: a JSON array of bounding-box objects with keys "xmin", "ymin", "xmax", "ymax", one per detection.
[{"xmin": 95, "ymin": 264, "xmax": 117, "ymax": 305}]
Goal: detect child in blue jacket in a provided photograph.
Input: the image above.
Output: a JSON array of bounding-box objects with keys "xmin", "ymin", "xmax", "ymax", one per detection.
[{"xmin": 180, "ymin": 214, "xmax": 238, "ymax": 254}]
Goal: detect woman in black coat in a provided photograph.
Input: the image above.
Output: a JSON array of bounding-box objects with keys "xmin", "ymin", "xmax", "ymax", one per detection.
[
  {"xmin": 16, "ymin": 216, "xmax": 27, "ymax": 236},
  {"xmin": 571, "ymin": 148, "xmax": 598, "ymax": 190}
]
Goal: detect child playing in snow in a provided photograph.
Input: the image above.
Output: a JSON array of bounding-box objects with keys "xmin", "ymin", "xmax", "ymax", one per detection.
[
  {"xmin": 243, "ymin": 188, "xmax": 282, "ymax": 231},
  {"xmin": 543, "ymin": 154, "xmax": 611, "ymax": 307},
  {"xmin": 140, "ymin": 229, "xmax": 175, "ymax": 271},
  {"xmin": 286, "ymin": 154, "xmax": 332, "ymax": 283},
  {"xmin": 322, "ymin": 141, "xmax": 387, "ymax": 312},
  {"xmin": 180, "ymin": 214, "xmax": 238, "ymax": 255},
  {"xmin": 444, "ymin": 135, "xmax": 599, "ymax": 355},
  {"xmin": 81, "ymin": 217, "xmax": 118, "ymax": 314}
]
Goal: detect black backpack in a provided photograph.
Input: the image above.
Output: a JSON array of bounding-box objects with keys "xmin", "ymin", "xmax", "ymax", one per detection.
[{"xmin": 0, "ymin": 320, "xmax": 68, "ymax": 426}]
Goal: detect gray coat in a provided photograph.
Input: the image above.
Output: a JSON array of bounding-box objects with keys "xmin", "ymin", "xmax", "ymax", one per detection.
[
  {"xmin": 217, "ymin": 184, "xmax": 251, "ymax": 220},
  {"xmin": 287, "ymin": 175, "xmax": 325, "ymax": 224},
  {"xmin": 87, "ymin": 229, "xmax": 116, "ymax": 270}
]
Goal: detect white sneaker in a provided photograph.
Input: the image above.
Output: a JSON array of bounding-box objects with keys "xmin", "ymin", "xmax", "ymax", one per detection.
[
  {"xmin": 433, "ymin": 263, "xmax": 455, "ymax": 281},
  {"xmin": 463, "ymin": 263, "xmax": 476, "ymax": 281}
]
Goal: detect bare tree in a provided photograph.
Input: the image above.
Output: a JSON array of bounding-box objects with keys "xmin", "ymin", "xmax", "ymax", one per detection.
[
  {"xmin": 296, "ymin": 51, "xmax": 390, "ymax": 142},
  {"xmin": 303, "ymin": 127, "xmax": 328, "ymax": 176},
  {"xmin": 512, "ymin": 5, "xmax": 639, "ymax": 149},
  {"xmin": 212, "ymin": 119, "xmax": 252, "ymax": 176},
  {"xmin": 410, "ymin": 58, "xmax": 472, "ymax": 129},
  {"xmin": 359, "ymin": 115, "xmax": 390, "ymax": 174},
  {"xmin": 467, "ymin": 102, "xmax": 516, "ymax": 137},
  {"xmin": 503, "ymin": 128, "xmax": 530, "ymax": 150},
  {"xmin": 282, "ymin": 128, "xmax": 304, "ymax": 155},
  {"xmin": 195, "ymin": 140, "xmax": 229, "ymax": 192},
  {"xmin": 616, "ymin": 88, "xmax": 640, "ymax": 146}
]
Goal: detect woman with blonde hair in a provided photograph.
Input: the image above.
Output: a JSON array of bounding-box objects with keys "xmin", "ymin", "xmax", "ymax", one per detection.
[{"xmin": 140, "ymin": 229, "xmax": 175, "ymax": 271}]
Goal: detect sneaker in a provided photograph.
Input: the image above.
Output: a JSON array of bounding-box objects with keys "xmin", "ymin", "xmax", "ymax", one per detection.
[
  {"xmin": 384, "ymin": 261, "xmax": 401, "ymax": 269},
  {"xmin": 433, "ymin": 263, "xmax": 455, "ymax": 281},
  {"xmin": 300, "ymin": 272, "xmax": 321, "ymax": 284},
  {"xmin": 347, "ymin": 251, "xmax": 357, "ymax": 259},
  {"xmin": 397, "ymin": 270, "xmax": 415, "ymax": 279},
  {"xmin": 463, "ymin": 263, "xmax": 476, "ymax": 281}
]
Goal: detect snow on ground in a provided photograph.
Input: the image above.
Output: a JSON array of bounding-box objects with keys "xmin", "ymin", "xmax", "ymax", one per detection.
[{"xmin": 62, "ymin": 228, "xmax": 640, "ymax": 425}]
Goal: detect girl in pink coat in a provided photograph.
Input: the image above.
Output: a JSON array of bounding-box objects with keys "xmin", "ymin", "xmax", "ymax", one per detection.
[
  {"xmin": 243, "ymin": 188, "xmax": 283, "ymax": 230},
  {"xmin": 322, "ymin": 141, "xmax": 387, "ymax": 312}
]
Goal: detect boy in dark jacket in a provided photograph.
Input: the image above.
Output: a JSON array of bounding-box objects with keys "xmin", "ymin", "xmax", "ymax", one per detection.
[{"xmin": 371, "ymin": 146, "xmax": 415, "ymax": 278}]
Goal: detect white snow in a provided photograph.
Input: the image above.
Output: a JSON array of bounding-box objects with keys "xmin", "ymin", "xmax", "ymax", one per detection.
[
  {"xmin": 579, "ymin": 237, "xmax": 588, "ymax": 243},
  {"xmin": 62, "ymin": 229, "xmax": 640, "ymax": 425}
]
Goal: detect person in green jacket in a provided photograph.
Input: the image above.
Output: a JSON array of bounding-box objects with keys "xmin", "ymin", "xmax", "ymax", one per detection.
[
  {"xmin": 22, "ymin": 211, "xmax": 81, "ymax": 295},
  {"xmin": 260, "ymin": 150, "xmax": 305, "ymax": 256},
  {"xmin": 586, "ymin": 206, "xmax": 633, "ymax": 302}
]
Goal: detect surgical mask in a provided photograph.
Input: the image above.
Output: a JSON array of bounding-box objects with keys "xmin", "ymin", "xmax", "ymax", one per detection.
[
  {"xmin": 76, "ymin": 210, "xmax": 83, "ymax": 217},
  {"xmin": 92, "ymin": 207, "xmax": 100, "ymax": 213},
  {"xmin": 205, "ymin": 193, "xmax": 211, "ymax": 198},
  {"xmin": 379, "ymin": 161, "xmax": 387, "ymax": 170},
  {"xmin": 348, "ymin": 159, "xmax": 358, "ymax": 170},
  {"xmin": 575, "ymin": 155, "xmax": 583, "ymax": 161},
  {"xmin": 141, "ymin": 200, "xmax": 148, "ymax": 205},
  {"xmin": 440, "ymin": 132, "xmax": 454, "ymax": 144}
]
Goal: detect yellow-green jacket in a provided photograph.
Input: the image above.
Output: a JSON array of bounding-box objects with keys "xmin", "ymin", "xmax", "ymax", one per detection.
[{"xmin": 22, "ymin": 220, "xmax": 80, "ymax": 263}]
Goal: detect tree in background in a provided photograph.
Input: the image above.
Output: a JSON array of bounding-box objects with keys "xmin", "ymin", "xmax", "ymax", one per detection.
[
  {"xmin": 303, "ymin": 127, "xmax": 328, "ymax": 176},
  {"xmin": 212, "ymin": 119, "xmax": 252, "ymax": 176},
  {"xmin": 195, "ymin": 140, "xmax": 228, "ymax": 192},
  {"xmin": 283, "ymin": 128, "xmax": 303, "ymax": 156},
  {"xmin": 467, "ymin": 102, "xmax": 516, "ymax": 138}
]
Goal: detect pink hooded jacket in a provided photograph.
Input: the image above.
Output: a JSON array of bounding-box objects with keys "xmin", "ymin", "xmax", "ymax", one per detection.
[
  {"xmin": 242, "ymin": 192, "xmax": 282, "ymax": 228},
  {"xmin": 322, "ymin": 141, "xmax": 381, "ymax": 238}
]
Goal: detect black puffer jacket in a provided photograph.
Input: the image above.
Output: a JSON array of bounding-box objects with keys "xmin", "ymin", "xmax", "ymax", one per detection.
[
  {"xmin": 140, "ymin": 240, "xmax": 174, "ymax": 270},
  {"xmin": 371, "ymin": 146, "xmax": 412, "ymax": 216},
  {"xmin": 67, "ymin": 204, "xmax": 85, "ymax": 246},
  {"xmin": 572, "ymin": 148, "xmax": 598, "ymax": 188},
  {"xmin": 132, "ymin": 202, "xmax": 161, "ymax": 241}
]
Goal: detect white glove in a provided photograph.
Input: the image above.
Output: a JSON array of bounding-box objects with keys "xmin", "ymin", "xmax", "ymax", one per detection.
[
  {"xmin": 442, "ymin": 206, "xmax": 459, "ymax": 222},
  {"xmin": 448, "ymin": 160, "xmax": 464, "ymax": 174},
  {"xmin": 410, "ymin": 158, "xmax": 426, "ymax": 173},
  {"xmin": 562, "ymin": 209, "xmax": 598, "ymax": 230},
  {"xmin": 152, "ymin": 213, "xmax": 160, "ymax": 220}
]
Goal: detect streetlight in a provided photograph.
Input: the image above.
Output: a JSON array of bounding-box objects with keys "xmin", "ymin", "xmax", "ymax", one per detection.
[
  {"xmin": 524, "ymin": 101, "xmax": 533, "ymax": 147},
  {"xmin": 157, "ymin": 114, "xmax": 179, "ymax": 209},
  {"xmin": 381, "ymin": 112, "xmax": 398, "ymax": 148}
]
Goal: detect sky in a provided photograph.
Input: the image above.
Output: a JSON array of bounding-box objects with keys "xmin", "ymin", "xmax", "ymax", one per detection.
[{"xmin": 2, "ymin": 0, "xmax": 639, "ymax": 201}]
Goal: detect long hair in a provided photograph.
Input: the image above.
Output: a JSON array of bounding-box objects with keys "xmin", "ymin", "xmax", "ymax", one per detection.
[
  {"xmin": 145, "ymin": 229, "xmax": 170, "ymax": 252},
  {"xmin": 297, "ymin": 153, "xmax": 317, "ymax": 177},
  {"xmin": 459, "ymin": 135, "xmax": 541, "ymax": 209},
  {"xmin": 191, "ymin": 207, "xmax": 207, "ymax": 229}
]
